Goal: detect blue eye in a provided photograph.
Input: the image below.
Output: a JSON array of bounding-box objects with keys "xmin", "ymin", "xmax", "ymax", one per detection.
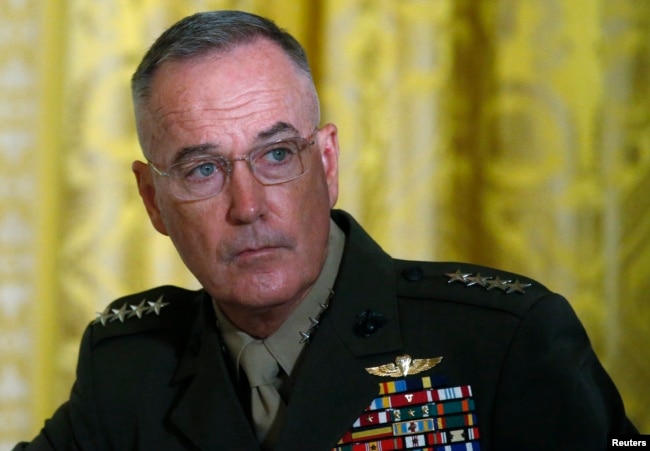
[
  {"xmin": 196, "ymin": 162, "xmax": 216, "ymax": 177},
  {"xmin": 266, "ymin": 147, "xmax": 289, "ymax": 162},
  {"xmin": 176, "ymin": 159, "xmax": 226, "ymax": 180}
]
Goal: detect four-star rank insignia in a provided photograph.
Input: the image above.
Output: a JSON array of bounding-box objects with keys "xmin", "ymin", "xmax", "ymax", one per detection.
[
  {"xmin": 94, "ymin": 295, "xmax": 169, "ymax": 326},
  {"xmin": 445, "ymin": 268, "xmax": 532, "ymax": 294},
  {"xmin": 366, "ymin": 354, "xmax": 443, "ymax": 378}
]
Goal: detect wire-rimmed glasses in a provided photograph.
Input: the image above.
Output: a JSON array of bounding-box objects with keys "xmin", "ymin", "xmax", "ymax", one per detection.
[{"xmin": 147, "ymin": 131, "xmax": 317, "ymax": 201}]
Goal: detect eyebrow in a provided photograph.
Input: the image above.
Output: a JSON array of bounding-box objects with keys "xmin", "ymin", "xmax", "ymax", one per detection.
[
  {"xmin": 172, "ymin": 143, "xmax": 219, "ymax": 165},
  {"xmin": 256, "ymin": 122, "xmax": 300, "ymax": 141},
  {"xmin": 171, "ymin": 121, "xmax": 301, "ymax": 164}
]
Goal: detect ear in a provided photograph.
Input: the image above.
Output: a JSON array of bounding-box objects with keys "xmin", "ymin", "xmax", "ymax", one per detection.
[
  {"xmin": 132, "ymin": 160, "xmax": 169, "ymax": 236},
  {"xmin": 317, "ymin": 123, "xmax": 340, "ymax": 208}
]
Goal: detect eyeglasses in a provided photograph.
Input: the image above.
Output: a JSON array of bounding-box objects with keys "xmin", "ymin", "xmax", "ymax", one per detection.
[{"xmin": 147, "ymin": 131, "xmax": 317, "ymax": 201}]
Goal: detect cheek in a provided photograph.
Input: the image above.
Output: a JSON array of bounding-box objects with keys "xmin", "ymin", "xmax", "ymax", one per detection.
[
  {"xmin": 305, "ymin": 174, "xmax": 332, "ymax": 215},
  {"xmin": 285, "ymin": 176, "xmax": 332, "ymax": 246},
  {"xmin": 158, "ymin": 200, "xmax": 222, "ymax": 255},
  {"xmin": 274, "ymin": 174, "xmax": 329, "ymax": 223}
]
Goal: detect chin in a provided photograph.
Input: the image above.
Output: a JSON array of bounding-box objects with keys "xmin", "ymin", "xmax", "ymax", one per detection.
[{"xmin": 209, "ymin": 271, "xmax": 307, "ymax": 306}]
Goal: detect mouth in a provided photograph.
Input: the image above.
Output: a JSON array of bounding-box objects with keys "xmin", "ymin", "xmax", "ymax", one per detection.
[
  {"xmin": 237, "ymin": 245, "xmax": 280, "ymax": 256},
  {"xmin": 231, "ymin": 245, "xmax": 287, "ymax": 264}
]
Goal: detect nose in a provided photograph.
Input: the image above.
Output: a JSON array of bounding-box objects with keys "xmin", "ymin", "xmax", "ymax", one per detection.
[{"xmin": 225, "ymin": 160, "xmax": 268, "ymax": 224}]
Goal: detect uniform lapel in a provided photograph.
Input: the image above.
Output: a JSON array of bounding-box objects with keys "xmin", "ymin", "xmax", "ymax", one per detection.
[
  {"xmin": 170, "ymin": 293, "xmax": 260, "ymax": 451},
  {"xmin": 276, "ymin": 319, "xmax": 379, "ymax": 450},
  {"xmin": 276, "ymin": 211, "xmax": 403, "ymax": 450}
]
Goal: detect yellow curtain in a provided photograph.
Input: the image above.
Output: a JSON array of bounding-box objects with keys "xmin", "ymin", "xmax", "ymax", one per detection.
[{"xmin": 1, "ymin": 0, "xmax": 648, "ymax": 444}]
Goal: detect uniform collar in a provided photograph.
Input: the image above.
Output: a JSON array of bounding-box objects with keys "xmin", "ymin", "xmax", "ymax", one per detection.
[{"xmin": 326, "ymin": 209, "xmax": 402, "ymax": 356}]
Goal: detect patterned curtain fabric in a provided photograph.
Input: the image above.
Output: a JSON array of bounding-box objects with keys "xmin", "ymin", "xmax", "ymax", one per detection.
[{"xmin": 1, "ymin": 0, "xmax": 648, "ymax": 444}]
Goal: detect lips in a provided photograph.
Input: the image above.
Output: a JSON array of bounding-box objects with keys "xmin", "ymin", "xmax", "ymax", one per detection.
[{"xmin": 235, "ymin": 245, "xmax": 282, "ymax": 258}]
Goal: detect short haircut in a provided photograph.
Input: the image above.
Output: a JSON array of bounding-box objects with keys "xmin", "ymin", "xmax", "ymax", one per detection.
[{"xmin": 131, "ymin": 10, "xmax": 314, "ymax": 111}]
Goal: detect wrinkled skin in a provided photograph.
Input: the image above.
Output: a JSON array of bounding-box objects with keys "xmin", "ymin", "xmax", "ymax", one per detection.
[{"xmin": 132, "ymin": 39, "xmax": 340, "ymax": 337}]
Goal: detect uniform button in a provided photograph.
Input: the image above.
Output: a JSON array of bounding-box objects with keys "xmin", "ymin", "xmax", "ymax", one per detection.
[
  {"xmin": 354, "ymin": 310, "xmax": 387, "ymax": 337},
  {"xmin": 402, "ymin": 265, "xmax": 423, "ymax": 281}
]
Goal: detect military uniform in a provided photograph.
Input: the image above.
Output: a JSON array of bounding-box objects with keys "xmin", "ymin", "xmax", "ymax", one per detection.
[{"xmin": 16, "ymin": 210, "xmax": 637, "ymax": 450}]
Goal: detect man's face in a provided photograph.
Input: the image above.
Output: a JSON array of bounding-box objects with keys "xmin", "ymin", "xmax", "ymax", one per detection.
[{"xmin": 133, "ymin": 39, "xmax": 339, "ymax": 317}]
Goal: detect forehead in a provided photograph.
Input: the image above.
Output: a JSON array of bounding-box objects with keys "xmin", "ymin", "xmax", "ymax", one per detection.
[{"xmin": 143, "ymin": 39, "xmax": 313, "ymax": 151}]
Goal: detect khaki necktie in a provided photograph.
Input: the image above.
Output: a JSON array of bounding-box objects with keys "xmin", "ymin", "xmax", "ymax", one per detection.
[{"xmin": 239, "ymin": 339, "xmax": 286, "ymax": 447}]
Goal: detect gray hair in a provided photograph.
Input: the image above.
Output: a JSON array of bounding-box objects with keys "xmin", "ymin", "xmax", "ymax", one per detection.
[{"xmin": 131, "ymin": 10, "xmax": 316, "ymax": 117}]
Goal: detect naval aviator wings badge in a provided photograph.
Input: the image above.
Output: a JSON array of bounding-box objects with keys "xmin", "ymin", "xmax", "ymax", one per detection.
[{"xmin": 366, "ymin": 354, "xmax": 443, "ymax": 378}]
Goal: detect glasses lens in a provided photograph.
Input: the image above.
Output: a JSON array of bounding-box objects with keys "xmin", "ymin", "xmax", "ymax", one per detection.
[
  {"xmin": 169, "ymin": 157, "xmax": 229, "ymax": 200},
  {"xmin": 250, "ymin": 138, "xmax": 310, "ymax": 184},
  {"xmin": 161, "ymin": 136, "xmax": 314, "ymax": 201}
]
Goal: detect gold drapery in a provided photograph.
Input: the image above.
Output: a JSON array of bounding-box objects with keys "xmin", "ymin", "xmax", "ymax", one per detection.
[{"xmin": 1, "ymin": 1, "xmax": 648, "ymax": 444}]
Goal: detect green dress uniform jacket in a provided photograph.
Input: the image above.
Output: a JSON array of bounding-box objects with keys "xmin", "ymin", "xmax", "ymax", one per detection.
[{"xmin": 16, "ymin": 210, "xmax": 637, "ymax": 450}]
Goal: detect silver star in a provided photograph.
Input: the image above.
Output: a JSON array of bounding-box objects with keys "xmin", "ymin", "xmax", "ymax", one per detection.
[
  {"xmin": 94, "ymin": 307, "xmax": 113, "ymax": 326},
  {"xmin": 319, "ymin": 289, "xmax": 334, "ymax": 310},
  {"xmin": 486, "ymin": 276, "xmax": 510, "ymax": 291},
  {"xmin": 146, "ymin": 296, "xmax": 169, "ymax": 315},
  {"xmin": 445, "ymin": 269, "xmax": 471, "ymax": 284},
  {"xmin": 128, "ymin": 299, "xmax": 148, "ymax": 319},
  {"xmin": 299, "ymin": 331, "xmax": 311, "ymax": 343},
  {"xmin": 110, "ymin": 303, "xmax": 129, "ymax": 322},
  {"xmin": 465, "ymin": 273, "xmax": 491, "ymax": 287},
  {"xmin": 298, "ymin": 290, "xmax": 333, "ymax": 344},
  {"xmin": 505, "ymin": 279, "xmax": 532, "ymax": 294}
]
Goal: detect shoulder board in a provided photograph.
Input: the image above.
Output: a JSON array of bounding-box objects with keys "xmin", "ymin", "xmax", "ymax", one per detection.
[
  {"xmin": 394, "ymin": 260, "xmax": 554, "ymax": 317},
  {"xmin": 90, "ymin": 285, "xmax": 202, "ymax": 346}
]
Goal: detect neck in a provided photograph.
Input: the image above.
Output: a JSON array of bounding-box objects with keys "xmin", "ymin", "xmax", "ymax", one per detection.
[{"xmin": 216, "ymin": 296, "xmax": 305, "ymax": 339}]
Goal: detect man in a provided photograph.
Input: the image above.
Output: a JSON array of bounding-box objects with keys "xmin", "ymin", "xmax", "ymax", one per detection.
[{"xmin": 16, "ymin": 10, "xmax": 637, "ymax": 451}]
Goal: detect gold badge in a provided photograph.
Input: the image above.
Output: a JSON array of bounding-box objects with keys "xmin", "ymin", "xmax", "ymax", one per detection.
[{"xmin": 365, "ymin": 354, "xmax": 443, "ymax": 377}]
